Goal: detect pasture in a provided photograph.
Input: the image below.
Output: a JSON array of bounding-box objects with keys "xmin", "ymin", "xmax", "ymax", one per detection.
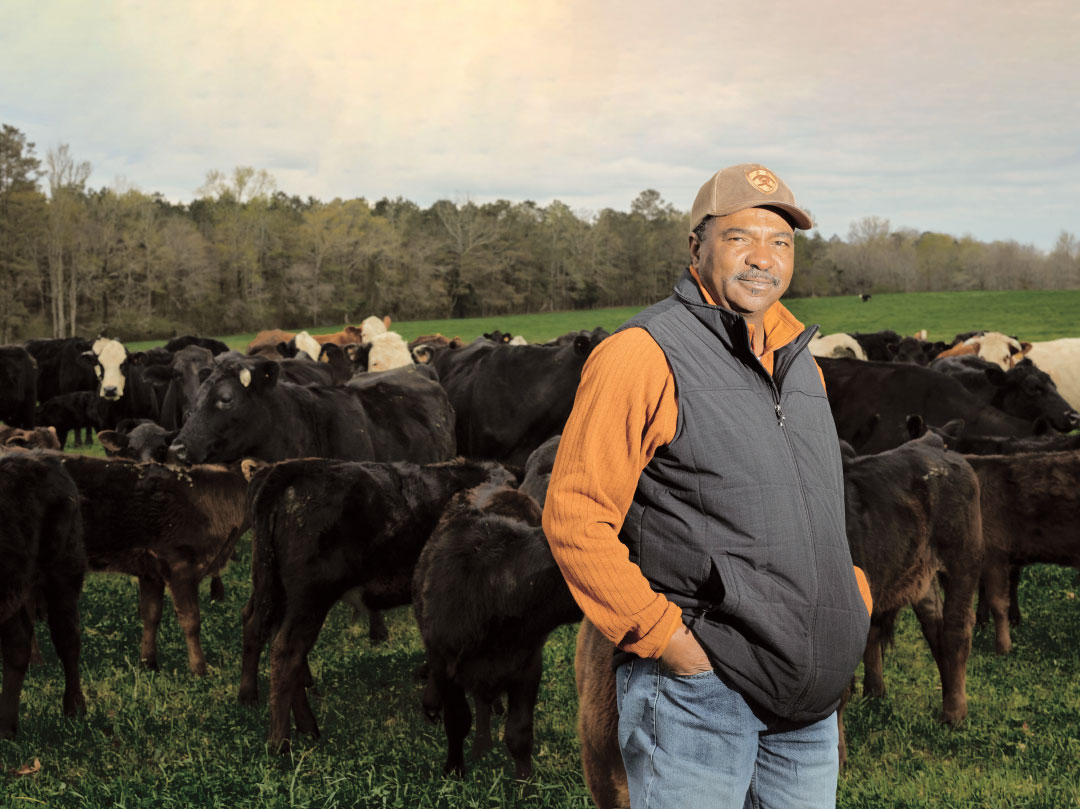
[{"xmin": 6, "ymin": 289, "xmax": 1080, "ymax": 808}]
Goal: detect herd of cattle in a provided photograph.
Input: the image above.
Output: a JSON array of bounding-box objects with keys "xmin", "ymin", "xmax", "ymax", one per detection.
[{"xmin": 1, "ymin": 316, "xmax": 1079, "ymax": 803}]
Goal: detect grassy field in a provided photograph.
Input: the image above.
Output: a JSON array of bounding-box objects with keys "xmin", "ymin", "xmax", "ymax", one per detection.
[
  {"xmin": 126, "ymin": 288, "xmax": 1080, "ymax": 352},
  {"xmin": 6, "ymin": 290, "xmax": 1080, "ymax": 807}
]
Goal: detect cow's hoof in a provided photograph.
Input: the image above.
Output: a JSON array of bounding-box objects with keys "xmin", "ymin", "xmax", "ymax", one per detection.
[
  {"xmin": 63, "ymin": 691, "xmax": 87, "ymax": 716},
  {"xmin": 140, "ymin": 658, "xmax": 160, "ymax": 672},
  {"xmin": 0, "ymin": 723, "xmax": 16, "ymax": 740},
  {"xmin": 237, "ymin": 688, "xmax": 259, "ymax": 706},
  {"xmin": 443, "ymin": 759, "xmax": 466, "ymax": 778},
  {"xmin": 940, "ymin": 708, "xmax": 967, "ymax": 725},
  {"xmin": 209, "ymin": 578, "xmax": 226, "ymax": 602},
  {"xmin": 189, "ymin": 661, "xmax": 208, "ymax": 677}
]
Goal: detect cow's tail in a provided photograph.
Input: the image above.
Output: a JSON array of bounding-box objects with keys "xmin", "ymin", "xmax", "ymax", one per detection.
[{"xmin": 248, "ymin": 468, "xmax": 288, "ymax": 636}]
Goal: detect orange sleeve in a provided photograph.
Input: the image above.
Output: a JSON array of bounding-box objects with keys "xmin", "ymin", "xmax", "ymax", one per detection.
[
  {"xmin": 853, "ymin": 565, "xmax": 873, "ymax": 616},
  {"xmin": 543, "ymin": 328, "xmax": 685, "ymax": 659}
]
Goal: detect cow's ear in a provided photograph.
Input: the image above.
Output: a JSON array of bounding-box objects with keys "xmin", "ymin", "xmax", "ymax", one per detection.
[
  {"xmin": 573, "ymin": 334, "xmax": 591, "ymax": 356},
  {"xmin": 1018, "ymin": 341, "xmax": 1033, "ymax": 355},
  {"xmin": 905, "ymin": 414, "xmax": 926, "ymax": 439},
  {"xmin": 383, "ymin": 315, "xmax": 392, "ymax": 329},
  {"xmin": 941, "ymin": 419, "xmax": 965, "ymax": 441},
  {"xmin": 984, "ymin": 366, "xmax": 1007, "ymax": 385},
  {"xmin": 97, "ymin": 430, "xmax": 128, "ymax": 456}
]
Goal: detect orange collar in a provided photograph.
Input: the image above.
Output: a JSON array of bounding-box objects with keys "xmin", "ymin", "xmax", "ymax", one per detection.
[{"xmin": 687, "ymin": 265, "xmax": 804, "ymax": 353}]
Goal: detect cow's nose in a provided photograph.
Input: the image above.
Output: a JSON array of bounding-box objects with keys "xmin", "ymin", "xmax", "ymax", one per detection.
[
  {"xmin": 103, "ymin": 386, "xmax": 118, "ymax": 398},
  {"xmin": 168, "ymin": 441, "xmax": 188, "ymax": 464},
  {"xmin": 1067, "ymin": 411, "xmax": 1080, "ymax": 429}
]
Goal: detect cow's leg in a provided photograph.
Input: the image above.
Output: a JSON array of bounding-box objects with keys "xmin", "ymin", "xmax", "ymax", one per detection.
[
  {"xmin": 436, "ymin": 672, "xmax": 472, "ymax": 776},
  {"xmin": 862, "ymin": 622, "xmax": 885, "ymax": 698},
  {"xmin": 472, "ymin": 695, "xmax": 494, "ymax": 760},
  {"xmin": 982, "ymin": 555, "xmax": 1013, "ymax": 655},
  {"xmin": 268, "ymin": 602, "xmax": 332, "ymax": 750},
  {"xmin": 367, "ymin": 608, "xmax": 389, "ymax": 644},
  {"xmin": 0, "ymin": 609, "xmax": 33, "ymax": 739},
  {"xmin": 836, "ymin": 683, "xmax": 852, "ymax": 769},
  {"xmin": 238, "ymin": 594, "xmax": 263, "ymax": 705},
  {"xmin": 209, "ymin": 575, "xmax": 225, "ymax": 602},
  {"xmin": 44, "ymin": 582, "xmax": 86, "ymax": 717},
  {"xmin": 937, "ymin": 568, "xmax": 979, "ymax": 724},
  {"xmin": 168, "ymin": 576, "xmax": 207, "ymax": 676},
  {"xmin": 504, "ymin": 650, "xmax": 544, "ymax": 780},
  {"xmin": 137, "ymin": 576, "xmax": 166, "ymax": 670},
  {"xmin": 911, "ymin": 584, "xmax": 946, "ymax": 666},
  {"xmin": 29, "ymin": 627, "xmax": 44, "ymax": 665},
  {"xmin": 1008, "ymin": 564, "xmax": 1022, "ymax": 627},
  {"xmin": 291, "ymin": 653, "xmax": 320, "ymax": 740}
]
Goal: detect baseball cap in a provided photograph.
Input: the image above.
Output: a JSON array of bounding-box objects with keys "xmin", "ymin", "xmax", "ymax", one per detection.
[{"xmin": 690, "ymin": 163, "xmax": 812, "ymax": 232}]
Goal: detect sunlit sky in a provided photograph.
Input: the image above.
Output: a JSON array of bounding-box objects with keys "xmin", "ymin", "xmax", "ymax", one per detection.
[{"xmin": 2, "ymin": 0, "xmax": 1077, "ymax": 248}]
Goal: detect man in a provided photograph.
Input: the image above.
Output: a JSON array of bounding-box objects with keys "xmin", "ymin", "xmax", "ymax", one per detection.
[{"xmin": 543, "ymin": 163, "xmax": 873, "ymax": 809}]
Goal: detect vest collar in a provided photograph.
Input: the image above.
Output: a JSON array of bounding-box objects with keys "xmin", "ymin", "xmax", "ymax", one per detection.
[{"xmin": 674, "ymin": 267, "xmax": 806, "ymax": 358}]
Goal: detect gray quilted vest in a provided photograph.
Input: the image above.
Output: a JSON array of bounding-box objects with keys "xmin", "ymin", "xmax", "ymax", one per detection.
[{"xmin": 618, "ymin": 269, "xmax": 869, "ymax": 723}]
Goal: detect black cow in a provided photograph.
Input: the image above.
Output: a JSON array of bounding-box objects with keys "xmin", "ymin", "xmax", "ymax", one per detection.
[
  {"xmin": 237, "ymin": 457, "xmax": 514, "ymax": 750},
  {"xmin": 0, "ymin": 346, "xmax": 37, "ymax": 429},
  {"xmin": 164, "ymin": 335, "xmax": 231, "ymax": 356},
  {"xmin": 169, "ymin": 359, "xmax": 456, "ymax": 464},
  {"xmin": 23, "ymin": 337, "xmax": 96, "ymax": 404},
  {"xmin": 889, "ymin": 336, "xmax": 950, "ymax": 365},
  {"xmin": 51, "ymin": 452, "xmax": 248, "ymax": 674},
  {"xmin": 916, "ymin": 416, "xmax": 1080, "ymax": 455},
  {"xmin": 98, "ymin": 420, "xmax": 177, "ymax": 463},
  {"xmin": 414, "ymin": 462, "xmax": 580, "ymax": 778},
  {"xmin": 0, "ymin": 452, "xmax": 86, "ymax": 738},
  {"xmin": 928, "ymin": 356, "xmax": 1079, "ymax": 430},
  {"xmin": 433, "ymin": 328, "xmax": 607, "ymax": 466},
  {"xmin": 837, "ymin": 432, "xmax": 983, "ymax": 765},
  {"xmin": 849, "ymin": 330, "xmax": 901, "ymax": 362},
  {"xmin": 818, "ymin": 357, "xmax": 1059, "ymax": 454},
  {"xmin": 37, "ymin": 391, "xmax": 103, "ymax": 448}
]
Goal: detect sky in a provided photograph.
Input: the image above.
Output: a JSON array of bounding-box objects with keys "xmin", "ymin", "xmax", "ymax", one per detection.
[{"xmin": 2, "ymin": 0, "xmax": 1078, "ymax": 249}]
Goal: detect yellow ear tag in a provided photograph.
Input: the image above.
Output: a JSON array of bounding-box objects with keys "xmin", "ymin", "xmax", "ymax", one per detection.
[{"xmin": 239, "ymin": 368, "xmax": 252, "ymax": 388}]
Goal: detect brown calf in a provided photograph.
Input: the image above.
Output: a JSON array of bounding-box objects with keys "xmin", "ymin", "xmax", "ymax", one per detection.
[
  {"xmin": 52, "ymin": 452, "xmax": 248, "ymax": 674},
  {"xmin": 967, "ymin": 450, "xmax": 1080, "ymax": 655}
]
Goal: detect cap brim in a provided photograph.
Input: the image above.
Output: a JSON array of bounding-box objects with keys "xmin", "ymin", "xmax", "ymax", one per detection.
[{"xmin": 705, "ymin": 200, "xmax": 813, "ymax": 231}]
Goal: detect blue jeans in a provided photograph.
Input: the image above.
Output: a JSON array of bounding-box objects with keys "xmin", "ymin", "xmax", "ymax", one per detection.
[{"xmin": 616, "ymin": 658, "xmax": 839, "ymax": 809}]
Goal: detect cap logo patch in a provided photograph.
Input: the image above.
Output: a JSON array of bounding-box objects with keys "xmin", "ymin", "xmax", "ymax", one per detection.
[{"xmin": 746, "ymin": 169, "xmax": 778, "ymax": 194}]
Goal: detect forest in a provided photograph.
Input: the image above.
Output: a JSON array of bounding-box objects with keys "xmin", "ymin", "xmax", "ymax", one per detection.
[{"xmin": 2, "ymin": 123, "xmax": 1078, "ymax": 343}]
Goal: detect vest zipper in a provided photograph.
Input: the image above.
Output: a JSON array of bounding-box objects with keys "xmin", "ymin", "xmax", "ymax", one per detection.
[{"xmin": 761, "ymin": 326, "xmax": 823, "ymax": 715}]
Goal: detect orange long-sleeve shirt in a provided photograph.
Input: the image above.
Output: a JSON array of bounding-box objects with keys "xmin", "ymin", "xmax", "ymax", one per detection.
[{"xmin": 543, "ymin": 273, "xmax": 872, "ymax": 659}]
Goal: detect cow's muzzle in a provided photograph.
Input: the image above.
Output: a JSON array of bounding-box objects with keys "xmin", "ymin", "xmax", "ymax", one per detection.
[{"xmin": 167, "ymin": 441, "xmax": 189, "ymax": 465}]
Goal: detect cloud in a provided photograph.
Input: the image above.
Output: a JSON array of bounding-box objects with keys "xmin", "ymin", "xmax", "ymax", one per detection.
[{"xmin": 1, "ymin": 0, "xmax": 1076, "ymax": 248}]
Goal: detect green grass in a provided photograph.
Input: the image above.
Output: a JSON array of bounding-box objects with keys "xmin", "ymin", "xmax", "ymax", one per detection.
[
  {"xmin": 8, "ymin": 290, "xmax": 1080, "ymax": 806},
  {"xmin": 124, "ymin": 289, "xmax": 1080, "ymax": 353}
]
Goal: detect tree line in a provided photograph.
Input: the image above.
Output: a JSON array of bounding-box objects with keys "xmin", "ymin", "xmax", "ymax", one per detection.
[{"xmin": 2, "ymin": 123, "xmax": 1078, "ymax": 343}]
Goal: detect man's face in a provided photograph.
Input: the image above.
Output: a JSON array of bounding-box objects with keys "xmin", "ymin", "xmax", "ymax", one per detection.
[{"xmin": 689, "ymin": 207, "xmax": 795, "ymax": 323}]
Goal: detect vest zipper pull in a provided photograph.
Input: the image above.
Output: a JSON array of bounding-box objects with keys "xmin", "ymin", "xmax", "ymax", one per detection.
[{"xmin": 775, "ymin": 403, "xmax": 786, "ymax": 427}]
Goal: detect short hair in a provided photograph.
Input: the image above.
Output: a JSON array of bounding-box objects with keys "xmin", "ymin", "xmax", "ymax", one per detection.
[{"xmin": 692, "ymin": 215, "xmax": 715, "ymax": 243}]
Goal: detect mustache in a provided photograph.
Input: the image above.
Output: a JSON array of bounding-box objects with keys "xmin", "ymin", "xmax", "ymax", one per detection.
[{"xmin": 733, "ymin": 270, "xmax": 781, "ymax": 287}]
